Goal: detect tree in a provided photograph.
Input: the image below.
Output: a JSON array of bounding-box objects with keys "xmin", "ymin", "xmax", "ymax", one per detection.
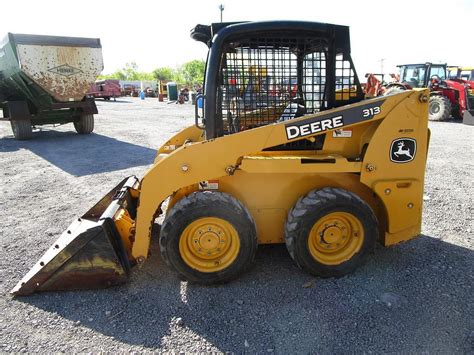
[
  {"xmin": 122, "ymin": 62, "xmax": 140, "ymax": 80},
  {"xmin": 180, "ymin": 59, "xmax": 205, "ymax": 85},
  {"xmin": 98, "ymin": 62, "xmax": 141, "ymax": 80},
  {"xmin": 98, "ymin": 59, "xmax": 206, "ymax": 85},
  {"xmin": 152, "ymin": 67, "xmax": 175, "ymax": 81},
  {"xmin": 98, "ymin": 71, "xmax": 125, "ymax": 80}
]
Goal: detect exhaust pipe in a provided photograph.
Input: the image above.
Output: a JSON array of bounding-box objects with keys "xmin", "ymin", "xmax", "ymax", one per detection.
[{"xmin": 11, "ymin": 176, "xmax": 139, "ymax": 296}]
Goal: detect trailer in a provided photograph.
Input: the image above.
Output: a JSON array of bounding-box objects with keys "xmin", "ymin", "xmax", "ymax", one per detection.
[
  {"xmin": 87, "ymin": 79, "xmax": 121, "ymax": 101},
  {"xmin": 0, "ymin": 33, "xmax": 104, "ymax": 139}
]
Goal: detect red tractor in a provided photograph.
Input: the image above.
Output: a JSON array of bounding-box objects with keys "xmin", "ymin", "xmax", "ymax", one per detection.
[
  {"xmin": 447, "ymin": 66, "xmax": 474, "ymax": 124},
  {"xmin": 384, "ymin": 63, "xmax": 473, "ymax": 123}
]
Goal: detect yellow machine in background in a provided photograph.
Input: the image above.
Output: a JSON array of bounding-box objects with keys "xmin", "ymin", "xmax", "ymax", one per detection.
[
  {"xmin": 12, "ymin": 21, "xmax": 430, "ymax": 295},
  {"xmin": 158, "ymin": 80, "xmax": 168, "ymax": 101}
]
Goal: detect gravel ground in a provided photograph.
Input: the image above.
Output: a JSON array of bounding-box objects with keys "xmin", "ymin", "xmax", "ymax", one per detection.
[{"xmin": 0, "ymin": 98, "xmax": 472, "ymax": 353}]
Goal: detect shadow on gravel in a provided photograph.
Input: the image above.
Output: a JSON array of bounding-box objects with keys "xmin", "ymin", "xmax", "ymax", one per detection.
[
  {"xmin": 15, "ymin": 235, "xmax": 473, "ymax": 353},
  {"xmin": 0, "ymin": 131, "xmax": 156, "ymax": 176}
]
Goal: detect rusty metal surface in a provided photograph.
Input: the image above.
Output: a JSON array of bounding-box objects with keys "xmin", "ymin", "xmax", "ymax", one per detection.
[
  {"xmin": 17, "ymin": 44, "xmax": 103, "ymax": 102},
  {"xmin": 11, "ymin": 176, "xmax": 140, "ymax": 296},
  {"xmin": 11, "ymin": 218, "xmax": 130, "ymax": 296}
]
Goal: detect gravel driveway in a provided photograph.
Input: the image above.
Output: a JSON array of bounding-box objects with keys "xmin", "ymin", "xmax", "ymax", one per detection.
[{"xmin": 0, "ymin": 98, "xmax": 472, "ymax": 353}]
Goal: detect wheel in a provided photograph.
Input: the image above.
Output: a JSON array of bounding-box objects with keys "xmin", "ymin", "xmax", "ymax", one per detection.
[
  {"xmin": 429, "ymin": 95, "xmax": 452, "ymax": 121},
  {"xmin": 74, "ymin": 114, "xmax": 94, "ymax": 134},
  {"xmin": 160, "ymin": 191, "xmax": 258, "ymax": 284},
  {"xmin": 383, "ymin": 86, "xmax": 405, "ymax": 96},
  {"xmin": 285, "ymin": 187, "xmax": 377, "ymax": 277},
  {"xmin": 10, "ymin": 119, "xmax": 33, "ymax": 140}
]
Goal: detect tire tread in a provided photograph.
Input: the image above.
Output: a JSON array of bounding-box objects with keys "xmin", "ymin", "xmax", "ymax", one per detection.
[
  {"xmin": 160, "ymin": 191, "xmax": 257, "ymax": 284},
  {"xmin": 285, "ymin": 187, "xmax": 377, "ymax": 277}
]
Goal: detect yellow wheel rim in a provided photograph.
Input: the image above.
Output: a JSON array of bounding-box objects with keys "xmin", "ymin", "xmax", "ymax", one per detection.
[
  {"xmin": 307, "ymin": 212, "xmax": 364, "ymax": 265},
  {"xmin": 179, "ymin": 217, "xmax": 240, "ymax": 273}
]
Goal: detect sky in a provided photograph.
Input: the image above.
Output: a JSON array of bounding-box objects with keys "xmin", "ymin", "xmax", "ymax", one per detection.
[{"xmin": 1, "ymin": 0, "xmax": 472, "ymax": 77}]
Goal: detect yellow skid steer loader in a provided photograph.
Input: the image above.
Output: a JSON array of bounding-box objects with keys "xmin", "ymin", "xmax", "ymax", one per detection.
[{"xmin": 12, "ymin": 21, "xmax": 430, "ymax": 295}]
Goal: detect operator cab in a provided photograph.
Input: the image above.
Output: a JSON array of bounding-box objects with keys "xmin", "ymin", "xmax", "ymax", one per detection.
[
  {"xmin": 191, "ymin": 21, "xmax": 365, "ymax": 140},
  {"xmin": 398, "ymin": 63, "xmax": 447, "ymax": 88}
]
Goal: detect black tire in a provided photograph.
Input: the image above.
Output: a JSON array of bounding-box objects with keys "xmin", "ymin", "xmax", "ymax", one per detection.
[
  {"xmin": 285, "ymin": 187, "xmax": 377, "ymax": 278},
  {"xmin": 74, "ymin": 114, "xmax": 94, "ymax": 134},
  {"xmin": 160, "ymin": 191, "xmax": 258, "ymax": 284},
  {"xmin": 429, "ymin": 95, "xmax": 452, "ymax": 121},
  {"xmin": 383, "ymin": 86, "xmax": 405, "ymax": 96},
  {"xmin": 10, "ymin": 119, "xmax": 33, "ymax": 140}
]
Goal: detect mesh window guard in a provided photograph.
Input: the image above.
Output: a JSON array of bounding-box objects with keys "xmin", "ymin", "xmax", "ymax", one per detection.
[
  {"xmin": 335, "ymin": 54, "xmax": 358, "ymax": 102},
  {"xmin": 218, "ymin": 34, "xmax": 359, "ymax": 136}
]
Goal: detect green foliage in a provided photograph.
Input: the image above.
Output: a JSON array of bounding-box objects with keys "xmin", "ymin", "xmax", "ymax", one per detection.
[
  {"xmin": 98, "ymin": 62, "xmax": 154, "ymax": 81},
  {"xmin": 152, "ymin": 67, "xmax": 174, "ymax": 81},
  {"xmin": 180, "ymin": 60, "xmax": 206, "ymax": 85},
  {"xmin": 99, "ymin": 59, "xmax": 206, "ymax": 86}
]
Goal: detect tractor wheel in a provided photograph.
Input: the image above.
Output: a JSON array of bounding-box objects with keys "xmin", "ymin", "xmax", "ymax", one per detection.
[
  {"xmin": 10, "ymin": 119, "xmax": 33, "ymax": 140},
  {"xmin": 383, "ymin": 86, "xmax": 405, "ymax": 96},
  {"xmin": 428, "ymin": 95, "xmax": 452, "ymax": 121},
  {"xmin": 285, "ymin": 187, "xmax": 377, "ymax": 278},
  {"xmin": 74, "ymin": 114, "xmax": 94, "ymax": 134},
  {"xmin": 160, "ymin": 191, "xmax": 258, "ymax": 284}
]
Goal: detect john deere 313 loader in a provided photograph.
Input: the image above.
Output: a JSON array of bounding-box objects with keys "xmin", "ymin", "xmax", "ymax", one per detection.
[{"xmin": 12, "ymin": 21, "xmax": 430, "ymax": 295}]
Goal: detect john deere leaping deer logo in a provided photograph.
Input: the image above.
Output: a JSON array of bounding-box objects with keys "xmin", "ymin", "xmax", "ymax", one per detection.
[
  {"xmin": 390, "ymin": 138, "xmax": 416, "ymax": 163},
  {"xmin": 394, "ymin": 141, "xmax": 413, "ymax": 158}
]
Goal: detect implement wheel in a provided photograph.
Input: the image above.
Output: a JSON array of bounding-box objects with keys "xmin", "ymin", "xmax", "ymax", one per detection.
[
  {"xmin": 160, "ymin": 191, "xmax": 257, "ymax": 284},
  {"xmin": 285, "ymin": 187, "xmax": 377, "ymax": 277},
  {"xmin": 74, "ymin": 114, "xmax": 94, "ymax": 134},
  {"xmin": 10, "ymin": 119, "xmax": 33, "ymax": 140}
]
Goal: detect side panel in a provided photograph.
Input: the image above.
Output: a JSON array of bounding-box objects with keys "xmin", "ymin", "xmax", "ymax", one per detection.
[
  {"xmin": 0, "ymin": 38, "xmax": 24, "ymax": 101},
  {"xmin": 169, "ymin": 172, "xmax": 384, "ymax": 244},
  {"xmin": 17, "ymin": 45, "xmax": 103, "ymax": 102},
  {"xmin": 361, "ymin": 91, "xmax": 429, "ymax": 245}
]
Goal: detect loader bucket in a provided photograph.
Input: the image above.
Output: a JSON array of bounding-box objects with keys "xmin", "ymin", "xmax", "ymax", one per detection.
[
  {"xmin": 463, "ymin": 109, "xmax": 474, "ymax": 125},
  {"xmin": 11, "ymin": 176, "xmax": 140, "ymax": 296}
]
